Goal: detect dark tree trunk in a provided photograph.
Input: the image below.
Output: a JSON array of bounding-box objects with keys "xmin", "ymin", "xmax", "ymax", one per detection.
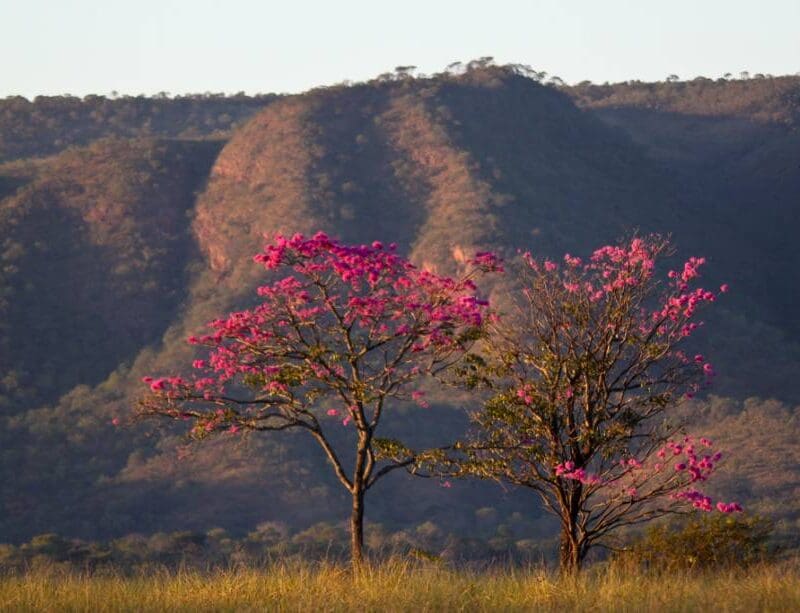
[
  {"xmin": 350, "ymin": 486, "xmax": 365, "ymax": 567},
  {"xmin": 559, "ymin": 484, "xmax": 585, "ymax": 574},
  {"xmin": 559, "ymin": 529, "xmax": 582, "ymax": 574},
  {"xmin": 350, "ymin": 430, "xmax": 370, "ymax": 569}
]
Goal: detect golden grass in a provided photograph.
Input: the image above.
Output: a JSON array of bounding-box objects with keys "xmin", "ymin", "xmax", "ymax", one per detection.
[{"xmin": 1, "ymin": 560, "xmax": 798, "ymax": 612}]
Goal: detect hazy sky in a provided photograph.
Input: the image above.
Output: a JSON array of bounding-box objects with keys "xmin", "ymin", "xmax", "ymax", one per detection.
[{"xmin": 2, "ymin": 0, "xmax": 799, "ymax": 98}]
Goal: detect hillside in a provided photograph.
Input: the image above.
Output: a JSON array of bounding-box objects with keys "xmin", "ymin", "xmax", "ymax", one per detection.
[
  {"xmin": 0, "ymin": 138, "xmax": 220, "ymax": 412},
  {"xmin": 567, "ymin": 76, "xmax": 800, "ymax": 342},
  {"xmin": 0, "ymin": 94, "xmax": 276, "ymax": 163},
  {"xmin": 0, "ymin": 67, "xmax": 798, "ymax": 555}
]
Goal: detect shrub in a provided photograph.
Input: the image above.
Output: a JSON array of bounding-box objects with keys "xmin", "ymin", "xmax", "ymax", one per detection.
[{"xmin": 622, "ymin": 514, "xmax": 773, "ymax": 571}]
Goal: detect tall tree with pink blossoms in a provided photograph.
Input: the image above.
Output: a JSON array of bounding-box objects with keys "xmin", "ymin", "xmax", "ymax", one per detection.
[
  {"xmin": 138, "ymin": 232, "xmax": 500, "ymax": 567},
  {"xmin": 447, "ymin": 236, "xmax": 739, "ymax": 574}
]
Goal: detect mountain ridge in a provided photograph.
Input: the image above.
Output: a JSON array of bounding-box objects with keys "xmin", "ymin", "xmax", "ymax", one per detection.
[{"xmin": 1, "ymin": 66, "xmax": 798, "ymax": 548}]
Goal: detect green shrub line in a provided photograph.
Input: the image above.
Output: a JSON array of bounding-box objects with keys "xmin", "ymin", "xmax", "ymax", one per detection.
[{"xmin": 0, "ymin": 513, "xmax": 782, "ymax": 576}]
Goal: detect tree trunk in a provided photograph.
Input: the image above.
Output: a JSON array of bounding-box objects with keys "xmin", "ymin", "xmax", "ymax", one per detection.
[
  {"xmin": 559, "ymin": 528, "xmax": 582, "ymax": 574},
  {"xmin": 350, "ymin": 428, "xmax": 370, "ymax": 569},
  {"xmin": 559, "ymin": 487, "xmax": 584, "ymax": 574},
  {"xmin": 350, "ymin": 486, "xmax": 365, "ymax": 568}
]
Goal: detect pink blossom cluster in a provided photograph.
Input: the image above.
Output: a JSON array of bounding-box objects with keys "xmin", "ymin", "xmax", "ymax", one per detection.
[
  {"xmin": 671, "ymin": 490, "xmax": 741, "ymax": 513},
  {"xmin": 470, "ymin": 251, "xmax": 505, "ymax": 272},
  {"xmin": 524, "ymin": 238, "xmax": 725, "ymax": 391},
  {"xmin": 654, "ymin": 287, "xmax": 716, "ymax": 325},
  {"xmin": 554, "ymin": 461, "xmax": 602, "ymax": 485},
  {"xmin": 643, "ymin": 436, "xmax": 739, "ymax": 512},
  {"xmin": 657, "ymin": 436, "xmax": 721, "ymax": 483},
  {"xmin": 526, "ymin": 239, "xmax": 722, "ymax": 327},
  {"xmin": 516, "ymin": 386, "xmax": 535, "ymax": 405},
  {"xmin": 673, "ymin": 489, "xmax": 715, "ymax": 511},
  {"xmin": 552, "ymin": 434, "xmax": 740, "ymax": 513},
  {"xmin": 588, "ymin": 238, "xmax": 656, "ymax": 293},
  {"xmin": 411, "ymin": 390, "xmax": 430, "ymax": 408},
  {"xmin": 144, "ymin": 232, "xmax": 497, "ymax": 425},
  {"xmin": 140, "ymin": 375, "xmax": 218, "ymax": 401},
  {"xmin": 183, "ymin": 234, "xmax": 489, "ymax": 386},
  {"xmin": 525, "ymin": 238, "xmax": 659, "ymax": 304}
]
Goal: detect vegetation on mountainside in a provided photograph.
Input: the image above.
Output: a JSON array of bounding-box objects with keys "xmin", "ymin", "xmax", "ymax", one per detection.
[
  {"xmin": 0, "ymin": 138, "xmax": 220, "ymax": 411},
  {"xmin": 569, "ymin": 75, "xmax": 800, "ymax": 125},
  {"xmin": 0, "ymin": 66, "xmax": 798, "ymax": 564},
  {"xmin": 0, "ymin": 93, "xmax": 276, "ymax": 162}
]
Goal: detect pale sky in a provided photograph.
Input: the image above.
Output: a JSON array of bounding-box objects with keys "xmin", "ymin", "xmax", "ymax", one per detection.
[{"xmin": 2, "ymin": 0, "xmax": 799, "ymax": 98}]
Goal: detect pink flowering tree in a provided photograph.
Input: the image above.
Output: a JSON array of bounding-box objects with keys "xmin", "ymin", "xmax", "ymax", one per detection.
[
  {"xmin": 448, "ymin": 236, "xmax": 739, "ymax": 573},
  {"xmin": 137, "ymin": 232, "xmax": 499, "ymax": 567}
]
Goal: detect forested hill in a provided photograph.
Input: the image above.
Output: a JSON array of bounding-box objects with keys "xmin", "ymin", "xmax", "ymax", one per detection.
[
  {"xmin": 0, "ymin": 93, "xmax": 278, "ymax": 163},
  {"xmin": 1, "ymin": 66, "xmax": 798, "ymax": 551}
]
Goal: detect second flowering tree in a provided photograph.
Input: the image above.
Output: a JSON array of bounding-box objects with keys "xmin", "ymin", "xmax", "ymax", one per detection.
[
  {"xmin": 451, "ymin": 236, "xmax": 739, "ymax": 573},
  {"xmin": 138, "ymin": 232, "xmax": 499, "ymax": 567}
]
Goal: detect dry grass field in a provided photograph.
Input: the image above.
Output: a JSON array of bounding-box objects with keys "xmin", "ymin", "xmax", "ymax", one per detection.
[{"xmin": 1, "ymin": 559, "xmax": 798, "ymax": 612}]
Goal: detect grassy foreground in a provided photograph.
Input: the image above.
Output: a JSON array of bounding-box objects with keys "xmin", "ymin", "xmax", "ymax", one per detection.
[{"xmin": 1, "ymin": 560, "xmax": 798, "ymax": 612}]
